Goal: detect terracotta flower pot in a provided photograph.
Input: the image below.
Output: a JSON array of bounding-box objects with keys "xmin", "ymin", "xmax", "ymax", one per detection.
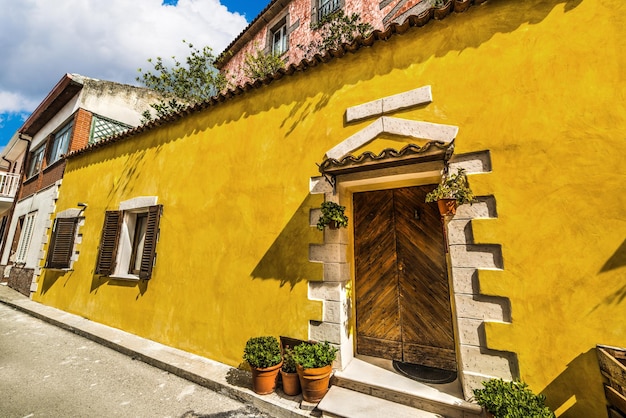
[
  {"xmin": 280, "ymin": 369, "xmax": 301, "ymax": 396},
  {"xmin": 437, "ymin": 198, "xmax": 457, "ymax": 216},
  {"xmin": 250, "ymin": 361, "xmax": 282, "ymax": 395},
  {"xmin": 296, "ymin": 364, "xmax": 333, "ymax": 402},
  {"xmin": 328, "ymin": 220, "xmax": 339, "ymax": 229}
]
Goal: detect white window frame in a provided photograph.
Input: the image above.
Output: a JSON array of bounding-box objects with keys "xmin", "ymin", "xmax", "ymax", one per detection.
[
  {"xmin": 109, "ymin": 196, "xmax": 159, "ymax": 281},
  {"xmin": 271, "ymin": 21, "xmax": 288, "ymax": 55},
  {"xmin": 15, "ymin": 212, "xmax": 37, "ymax": 264},
  {"xmin": 49, "ymin": 121, "xmax": 73, "ymax": 165}
]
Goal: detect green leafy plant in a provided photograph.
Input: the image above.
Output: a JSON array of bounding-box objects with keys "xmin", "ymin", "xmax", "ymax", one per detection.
[
  {"xmin": 316, "ymin": 201, "xmax": 349, "ymax": 231},
  {"xmin": 242, "ymin": 44, "xmax": 286, "ymax": 81},
  {"xmin": 425, "ymin": 168, "xmax": 475, "ymax": 205},
  {"xmin": 473, "ymin": 379, "xmax": 555, "ymax": 418},
  {"xmin": 292, "ymin": 341, "xmax": 338, "ymax": 369},
  {"xmin": 243, "ymin": 336, "xmax": 282, "ymax": 369},
  {"xmin": 282, "ymin": 347, "xmax": 297, "ymax": 373},
  {"xmin": 137, "ymin": 40, "xmax": 227, "ymax": 123},
  {"xmin": 299, "ymin": 11, "xmax": 373, "ymax": 60}
]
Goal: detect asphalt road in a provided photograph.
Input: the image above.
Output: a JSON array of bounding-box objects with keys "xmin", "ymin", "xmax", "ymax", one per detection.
[{"xmin": 0, "ymin": 302, "xmax": 272, "ymax": 418}]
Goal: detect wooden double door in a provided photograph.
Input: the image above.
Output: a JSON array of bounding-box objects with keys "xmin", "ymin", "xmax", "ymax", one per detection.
[{"xmin": 353, "ymin": 185, "xmax": 457, "ymax": 372}]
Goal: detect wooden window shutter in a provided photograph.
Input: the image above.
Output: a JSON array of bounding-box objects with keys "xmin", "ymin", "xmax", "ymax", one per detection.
[
  {"xmin": 95, "ymin": 211, "xmax": 122, "ymax": 275},
  {"xmin": 139, "ymin": 205, "xmax": 162, "ymax": 280},
  {"xmin": 45, "ymin": 217, "xmax": 78, "ymax": 269}
]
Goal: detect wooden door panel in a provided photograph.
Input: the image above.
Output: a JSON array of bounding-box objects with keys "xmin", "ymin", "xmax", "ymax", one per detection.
[
  {"xmin": 394, "ymin": 186, "xmax": 456, "ymax": 371},
  {"xmin": 354, "ymin": 190, "xmax": 401, "ymax": 358},
  {"xmin": 354, "ymin": 186, "xmax": 456, "ymax": 372}
]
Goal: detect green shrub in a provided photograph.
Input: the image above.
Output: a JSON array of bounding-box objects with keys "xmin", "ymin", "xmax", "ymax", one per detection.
[
  {"xmin": 243, "ymin": 336, "xmax": 282, "ymax": 369},
  {"xmin": 292, "ymin": 341, "xmax": 338, "ymax": 369},
  {"xmin": 473, "ymin": 379, "xmax": 555, "ymax": 418}
]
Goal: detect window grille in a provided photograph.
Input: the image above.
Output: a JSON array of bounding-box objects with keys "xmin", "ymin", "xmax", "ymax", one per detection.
[{"xmin": 90, "ymin": 116, "xmax": 130, "ymax": 145}]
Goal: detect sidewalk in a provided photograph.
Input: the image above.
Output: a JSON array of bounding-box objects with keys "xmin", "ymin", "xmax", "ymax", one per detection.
[{"xmin": 0, "ymin": 284, "xmax": 316, "ymax": 418}]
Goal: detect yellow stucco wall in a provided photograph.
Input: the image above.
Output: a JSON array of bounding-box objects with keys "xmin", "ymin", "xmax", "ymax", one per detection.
[{"xmin": 34, "ymin": 0, "xmax": 624, "ymax": 416}]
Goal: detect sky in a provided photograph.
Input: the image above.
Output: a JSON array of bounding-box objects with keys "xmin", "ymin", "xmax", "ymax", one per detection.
[{"xmin": 0, "ymin": 0, "xmax": 267, "ymax": 149}]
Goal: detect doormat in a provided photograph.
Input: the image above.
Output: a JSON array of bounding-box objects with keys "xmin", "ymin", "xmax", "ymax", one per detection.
[{"xmin": 392, "ymin": 361, "xmax": 457, "ymax": 384}]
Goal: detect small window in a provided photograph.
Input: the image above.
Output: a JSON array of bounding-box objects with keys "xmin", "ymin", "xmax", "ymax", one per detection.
[
  {"xmin": 271, "ymin": 20, "xmax": 288, "ymax": 55},
  {"xmin": 96, "ymin": 205, "xmax": 162, "ymax": 280},
  {"xmin": 90, "ymin": 115, "xmax": 130, "ymax": 145},
  {"xmin": 45, "ymin": 217, "xmax": 79, "ymax": 269},
  {"xmin": 318, "ymin": 0, "xmax": 341, "ymax": 20},
  {"xmin": 15, "ymin": 212, "xmax": 36, "ymax": 264},
  {"xmin": 49, "ymin": 122, "xmax": 73, "ymax": 164},
  {"xmin": 27, "ymin": 146, "xmax": 45, "ymax": 178}
]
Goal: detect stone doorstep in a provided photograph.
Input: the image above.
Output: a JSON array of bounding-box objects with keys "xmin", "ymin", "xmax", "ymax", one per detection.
[
  {"xmin": 318, "ymin": 386, "xmax": 445, "ymax": 418},
  {"xmin": 330, "ymin": 358, "xmax": 483, "ymax": 418}
]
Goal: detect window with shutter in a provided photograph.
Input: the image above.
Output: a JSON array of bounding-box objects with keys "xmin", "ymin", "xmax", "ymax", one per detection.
[
  {"xmin": 139, "ymin": 205, "xmax": 162, "ymax": 279},
  {"xmin": 96, "ymin": 203, "xmax": 162, "ymax": 280},
  {"xmin": 45, "ymin": 217, "xmax": 79, "ymax": 269},
  {"xmin": 15, "ymin": 212, "xmax": 36, "ymax": 264},
  {"xmin": 95, "ymin": 211, "xmax": 122, "ymax": 275}
]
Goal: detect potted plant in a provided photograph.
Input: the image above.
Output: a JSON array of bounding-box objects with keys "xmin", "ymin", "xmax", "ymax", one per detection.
[
  {"xmin": 473, "ymin": 378, "xmax": 555, "ymax": 418},
  {"xmin": 243, "ymin": 336, "xmax": 283, "ymax": 395},
  {"xmin": 434, "ymin": 0, "xmax": 453, "ymax": 19},
  {"xmin": 316, "ymin": 201, "xmax": 348, "ymax": 231},
  {"xmin": 280, "ymin": 347, "xmax": 301, "ymax": 396},
  {"xmin": 425, "ymin": 168, "xmax": 475, "ymax": 216},
  {"xmin": 292, "ymin": 341, "xmax": 338, "ymax": 402}
]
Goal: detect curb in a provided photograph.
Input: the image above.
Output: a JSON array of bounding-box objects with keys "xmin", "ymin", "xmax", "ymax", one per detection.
[{"xmin": 0, "ymin": 284, "xmax": 316, "ymax": 418}]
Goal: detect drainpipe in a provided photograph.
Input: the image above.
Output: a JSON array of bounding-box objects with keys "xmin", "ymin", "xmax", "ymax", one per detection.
[{"xmin": 0, "ymin": 133, "xmax": 32, "ymax": 267}]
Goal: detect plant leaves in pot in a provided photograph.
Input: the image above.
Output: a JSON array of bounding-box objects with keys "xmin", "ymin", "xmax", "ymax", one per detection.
[
  {"xmin": 243, "ymin": 336, "xmax": 283, "ymax": 395},
  {"xmin": 292, "ymin": 341, "xmax": 338, "ymax": 402},
  {"xmin": 317, "ymin": 201, "xmax": 349, "ymax": 231},
  {"xmin": 425, "ymin": 168, "xmax": 475, "ymax": 217},
  {"xmin": 280, "ymin": 347, "xmax": 301, "ymax": 396}
]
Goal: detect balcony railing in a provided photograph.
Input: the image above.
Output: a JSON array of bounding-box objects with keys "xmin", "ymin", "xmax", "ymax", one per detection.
[
  {"xmin": 0, "ymin": 172, "xmax": 20, "ymax": 198},
  {"xmin": 318, "ymin": 0, "xmax": 341, "ymax": 20}
]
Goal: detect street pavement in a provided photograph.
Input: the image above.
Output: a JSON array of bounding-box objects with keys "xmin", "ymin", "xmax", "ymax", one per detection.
[{"xmin": 0, "ymin": 300, "xmax": 273, "ymax": 418}]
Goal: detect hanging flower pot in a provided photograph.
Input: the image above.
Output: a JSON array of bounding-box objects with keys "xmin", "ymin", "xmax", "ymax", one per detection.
[
  {"xmin": 317, "ymin": 201, "xmax": 348, "ymax": 231},
  {"xmin": 437, "ymin": 198, "xmax": 458, "ymax": 217},
  {"xmin": 425, "ymin": 168, "xmax": 475, "ymax": 217}
]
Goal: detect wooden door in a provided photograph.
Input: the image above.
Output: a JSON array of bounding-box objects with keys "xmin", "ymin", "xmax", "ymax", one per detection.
[{"xmin": 354, "ymin": 186, "xmax": 456, "ymax": 371}]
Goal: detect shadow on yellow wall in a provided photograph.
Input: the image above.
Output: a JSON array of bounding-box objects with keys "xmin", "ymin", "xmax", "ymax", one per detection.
[
  {"xmin": 251, "ymin": 194, "xmax": 323, "ymax": 289},
  {"xmin": 541, "ymin": 349, "xmax": 606, "ymax": 417},
  {"xmin": 89, "ymin": 275, "xmax": 149, "ymax": 300}
]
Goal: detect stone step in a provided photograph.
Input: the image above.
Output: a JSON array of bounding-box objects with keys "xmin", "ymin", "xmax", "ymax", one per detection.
[
  {"xmin": 330, "ymin": 358, "xmax": 483, "ymax": 418},
  {"xmin": 318, "ymin": 386, "xmax": 445, "ymax": 418}
]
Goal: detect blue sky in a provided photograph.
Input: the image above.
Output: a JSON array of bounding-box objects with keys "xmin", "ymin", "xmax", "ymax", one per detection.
[{"xmin": 0, "ymin": 0, "xmax": 268, "ymax": 150}]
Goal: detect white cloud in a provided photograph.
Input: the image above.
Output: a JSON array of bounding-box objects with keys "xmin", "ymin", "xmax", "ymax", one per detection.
[{"xmin": 0, "ymin": 0, "xmax": 248, "ymax": 115}]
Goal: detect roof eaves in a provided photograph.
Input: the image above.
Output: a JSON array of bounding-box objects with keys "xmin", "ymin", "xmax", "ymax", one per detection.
[{"xmin": 67, "ymin": 3, "xmax": 477, "ymax": 160}]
